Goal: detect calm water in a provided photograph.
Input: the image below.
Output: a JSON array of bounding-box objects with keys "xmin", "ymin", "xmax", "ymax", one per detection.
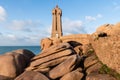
[{"xmin": 0, "ymin": 46, "xmax": 41, "ymax": 55}]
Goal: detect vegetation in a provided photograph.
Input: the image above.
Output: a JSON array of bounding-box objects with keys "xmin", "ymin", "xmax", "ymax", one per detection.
[
  {"xmin": 87, "ymin": 49, "xmax": 94, "ymax": 54},
  {"xmin": 99, "ymin": 64, "xmax": 120, "ymax": 80}
]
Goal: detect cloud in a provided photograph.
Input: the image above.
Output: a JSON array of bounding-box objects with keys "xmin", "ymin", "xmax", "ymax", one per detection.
[
  {"xmin": 0, "ymin": 6, "xmax": 7, "ymax": 22},
  {"xmin": 113, "ymin": 2, "xmax": 120, "ymax": 10},
  {"xmin": 0, "ymin": 19, "xmax": 51, "ymax": 46},
  {"xmin": 0, "ymin": 33, "xmax": 43, "ymax": 46},
  {"xmin": 49, "ymin": 15, "xmax": 103, "ymax": 36},
  {"xmin": 85, "ymin": 14, "xmax": 103, "ymax": 22},
  {"xmin": 62, "ymin": 18, "xmax": 86, "ymax": 35},
  {"xmin": 0, "ymin": 12, "xmax": 103, "ymax": 46},
  {"xmin": 7, "ymin": 20, "xmax": 42, "ymax": 32},
  {"xmin": 6, "ymin": 34, "xmax": 17, "ymax": 40},
  {"xmin": 96, "ymin": 14, "xmax": 103, "ymax": 18},
  {"xmin": 85, "ymin": 16, "xmax": 96, "ymax": 21},
  {"xmin": 46, "ymin": 18, "xmax": 85, "ymax": 36}
]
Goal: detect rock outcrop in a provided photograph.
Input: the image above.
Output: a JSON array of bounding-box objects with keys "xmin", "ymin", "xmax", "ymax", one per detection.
[
  {"xmin": 48, "ymin": 55, "xmax": 80, "ymax": 79},
  {"xmin": 96, "ymin": 22, "xmax": 120, "ymax": 36},
  {"xmin": 60, "ymin": 68, "xmax": 83, "ymax": 80},
  {"xmin": 24, "ymin": 42, "xmax": 83, "ymax": 80},
  {"xmin": 0, "ymin": 22, "xmax": 120, "ymax": 80},
  {"xmin": 41, "ymin": 38, "xmax": 53, "ymax": 50},
  {"xmin": 91, "ymin": 22, "xmax": 120, "ymax": 74},
  {"xmin": 15, "ymin": 71, "xmax": 49, "ymax": 80},
  {"xmin": 86, "ymin": 73, "xmax": 116, "ymax": 80},
  {"xmin": 18, "ymin": 37, "xmax": 119, "ymax": 80},
  {"xmin": 0, "ymin": 49, "xmax": 35, "ymax": 80}
]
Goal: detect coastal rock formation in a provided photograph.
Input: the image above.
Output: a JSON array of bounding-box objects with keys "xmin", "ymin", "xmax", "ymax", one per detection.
[
  {"xmin": 96, "ymin": 22, "xmax": 120, "ymax": 36},
  {"xmin": 15, "ymin": 71, "xmax": 49, "ymax": 80},
  {"xmin": 21, "ymin": 42, "xmax": 85, "ymax": 80},
  {"xmin": 91, "ymin": 22, "xmax": 120, "ymax": 74},
  {"xmin": 24, "ymin": 38, "xmax": 119, "ymax": 80},
  {"xmin": 30, "ymin": 49, "xmax": 73, "ymax": 67},
  {"xmin": 60, "ymin": 68, "xmax": 83, "ymax": 80},
  {"xmin": 48, "ymin": 55, "xmax": 80, "ymax": 79},
  {"xmin": 52, "ymin": 38, "xmax": 62, "ymax": 45},
  {"xmin": 32, "ymin": 42, "xmax": 72, "ymax": 60},
  {"xmin": 0, "ymin": 22, "xmax": 120, "ymax": 80},
  {"xmin": 0, "ymin": 49, "xmax": 35, "ymax": 80},
  {"xmin": 86, "ymin": 73, "xmax": 116, "ymax": 80},
  {"xmin": 41, "ymin": 38, "xmax": 53, "ymax": 50},
  {"xmin": 41, "ymin": 38, "xmax": 63, "ymax": 51}
]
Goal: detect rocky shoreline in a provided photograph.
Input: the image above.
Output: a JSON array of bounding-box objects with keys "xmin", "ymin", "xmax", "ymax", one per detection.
[{"xmin": 0, "ymin": 22, "xmax": 120, "ymax": 80}]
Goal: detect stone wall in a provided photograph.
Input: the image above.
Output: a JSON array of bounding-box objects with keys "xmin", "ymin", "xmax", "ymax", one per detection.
[{"xmin": 60, "ymin": 34, "xmax": 90, "ymax": 45}]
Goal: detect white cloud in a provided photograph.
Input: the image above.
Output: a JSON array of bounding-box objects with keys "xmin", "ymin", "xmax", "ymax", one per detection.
[
  {"xmin": 0, "ymin": 33, "xmax": 43, "ymax": 46},
  {"xmin": 113, "ymin": 2, "xmax": 120, "ymax": 10},
  {"xmin": 47, "ymin": 18, "xmax": 85, "ymax": 36},
  {"xmin": 62, "ymin": 18, "xmax": 85, "ymax": 35},
  {"xmin": 85, "ymin": 16, "xmax": 96, "ymax": 21},
  {"xmin": 7, "ymin": 20, "xmax": 41, "ymax": 32},
  {"xmin": 6, "ymin": 34, "xmax": 17, "ymax": 40},
  {"xmin": 48, "ymin": 16, "xmax": 103, "ymax": 36},
  {"xmin": 0, "ymin": 6, "xmax": 7, "ymax": 22},
  {"xmin": 85, "ymin": 14, "xmax": 103, "ymax": 22},
  {"xmin": 1, "ymin": 33, "xmax": 18, "ymax": 41},
  {"xmin": 0, "ymin": 13, "xmax": 103, "ymax": 46},
  {"xmin": 96, "ymin": 14, "xmax": 103, "ymax": 18},
  {"xmin": 0, "ymin": 19, "xmax": 51, "ymax": 46}
]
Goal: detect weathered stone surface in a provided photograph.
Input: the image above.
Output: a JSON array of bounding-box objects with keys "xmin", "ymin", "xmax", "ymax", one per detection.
[
  {"xmin": 36, "ymin": 56, "xmax": 70, "ymax": 68},
  {"xmin": 60, "ymin": 68, "xmax": 83, "ymax": 80},
  {"xmin": 11, "ymin": 49, "xmax": 35, "ymax": 60},
  {"xmin": 84, "ymin": 54, "xmax": 98, "ymax": 68},
  {"xmin": 26, "ymin": 57, "xmax": 70, "ymax": 72},
  {"xmin": 0, "ymin": 54, "xmax": 17, "ymax": 78},
  {"xmin": 52, "ymin": 38, "xmax": 62, "ymax": 45},
  {"xmin": 15, "ymin": 71, "xmax": 49, "ymax": 80},
  {"xmin": 96, "ymin": 22, "xmax": 120, "ymax": 36},
  {"xmin": 82, "ymin": 44, "xmax": 93, "ymax": 54},
  {"xmin": 32, "ymin": 42, "xmax": 72, "ymax": 61},
  {"xmin": 91, "ymin": 22, "xmax": 120, "ymax": 73},
  {"xmin": 86, "ymin": 62, "xmax": 102, "ymax": 75},
  {"xmin": 30, "ymin": 49, "xmax": 73, "ymax": 67},
  {"xmin": 96, "ymin": 24, "xmax": 114, "ymax": 36},
  {"xmin": 0, "ymin": 75, "xmax": 13, "ymax": 80},
  {"xmin": 60, "ymin": 34, "xmax": 90, "ymax": 45},
  {"xmin": 33, "ymin": 67, "xmax": 51, "ymax": 73},
  {"xmin": 48, "ymin": 55, "xmax": 80, "ymax": 79},
  {"xmin": 91, "ymin": 35, "xmax": 120, "ymax": 73},
  {"xmin": 86, "ymin": 73, "xmax": 116, "ymax": 80},
  {"xmin": 74, "ymin": 45, "xmax": 83, "ymax": 55},
  {"xmin": 40, "ymin": 38, "xmax": 53, "ymax": 50},
  {"xmin": 0, "ymin": 49, "xmax": 35, "ymax": 79}
]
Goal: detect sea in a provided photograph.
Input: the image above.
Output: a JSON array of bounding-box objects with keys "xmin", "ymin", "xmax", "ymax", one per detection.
[{"xmin": 0, "ymin": 46, "xmax": 41, "ymax": 55}]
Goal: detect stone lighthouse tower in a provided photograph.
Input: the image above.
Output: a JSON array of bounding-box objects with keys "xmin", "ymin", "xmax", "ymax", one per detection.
[{"xmin": 51, "ymin": 5, "xmax": 63, "ymax": 38}]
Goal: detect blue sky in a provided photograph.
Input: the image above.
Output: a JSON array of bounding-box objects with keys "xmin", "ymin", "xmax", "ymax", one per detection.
[{"xmin": 0, "ymin": 0, "xmax": 120, "ymax": 46}]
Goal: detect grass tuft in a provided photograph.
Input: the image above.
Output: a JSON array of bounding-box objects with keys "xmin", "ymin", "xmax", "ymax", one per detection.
[{"xmin": 99, "ymin": 64, "xmax": 120, "ymax": 80}]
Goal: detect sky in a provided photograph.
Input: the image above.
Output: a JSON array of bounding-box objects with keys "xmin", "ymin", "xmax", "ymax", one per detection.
[{"xmin": 0, "ymin": 0, "xmax": 120, "ymax": 46}]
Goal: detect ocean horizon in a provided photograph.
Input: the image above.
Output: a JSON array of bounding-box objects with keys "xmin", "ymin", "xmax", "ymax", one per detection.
[{"xmin": 0, "ymin": 46, "xmax": 41, "ymax": 55}]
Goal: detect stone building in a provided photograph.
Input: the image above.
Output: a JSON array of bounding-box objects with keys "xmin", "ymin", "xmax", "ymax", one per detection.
[{"xmin": 51, "ymin": 5, "xmax": 63, "ymax": 38}]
